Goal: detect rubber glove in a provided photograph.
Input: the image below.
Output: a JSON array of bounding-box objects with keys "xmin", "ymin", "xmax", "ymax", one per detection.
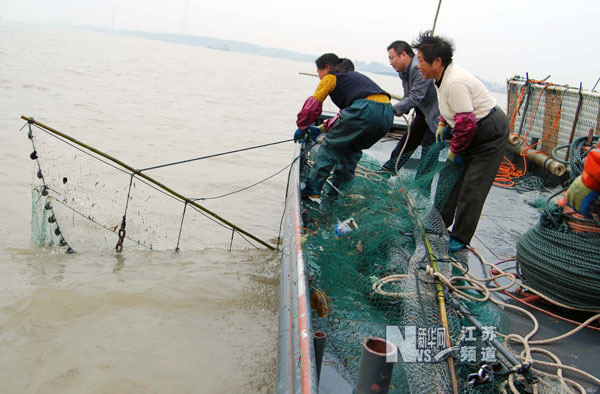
[
  {"xmin": 306, "ymin": 126, "xmax": 322, "ymax": 142},
  {"xmin": 566, "ymin": 175, "xmax": 599, "ymax": 218},
  {"xmin": 447, "ymin": 150, "xmax": 464, "ymax": 165},
  {"xmin": 293, "ymin": 126, "xmax": 321, "ymax": 143},
  {"xmin": 436, "ymin": 125, "xmax": 453, "ymax": 144},
  {"xmin": 435, "ymin": 123, "xmax": 451, "ymax": 143},
  {"xmin": 293, "ymin": 128, "xmax": 306, "ymax": 143},
  {"xmin": 435, "ymin": 124, "xmax": 445, "ymax": 143}
]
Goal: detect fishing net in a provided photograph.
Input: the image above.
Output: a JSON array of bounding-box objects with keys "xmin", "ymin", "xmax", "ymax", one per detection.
[
  {"xmin": 26, "ymin": 119, "xmax": 268, "ymax": 253},
  {"xmin": 300, "ymin": 141, "xmax": 513, "ymax": 393}
]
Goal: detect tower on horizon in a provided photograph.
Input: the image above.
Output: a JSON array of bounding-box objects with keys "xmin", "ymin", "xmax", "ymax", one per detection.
[{"xmin": 111, "ymin": 4, "xmax": 117, "ymax": 32}]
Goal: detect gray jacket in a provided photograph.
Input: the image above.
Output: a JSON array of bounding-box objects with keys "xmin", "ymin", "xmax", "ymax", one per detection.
[{"xmin": 393, "ymin": 56, "xmax": 440, "ymax": 133}]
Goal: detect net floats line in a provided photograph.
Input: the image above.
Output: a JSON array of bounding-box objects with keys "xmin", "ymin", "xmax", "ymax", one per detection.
[
  {"xmin": 298, "ymin": 72, "xmax": 403, "ymax": 101},
  {"xmin": 21, "ymin": 115, "xmax": 276, "ymax": 251},
  {"xmin": 404, "ymin": 193, "xmax": 460, "ymax": 394}
]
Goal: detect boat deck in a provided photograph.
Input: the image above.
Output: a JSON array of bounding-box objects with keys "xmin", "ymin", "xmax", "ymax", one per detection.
[
  {"xmin": 466, "ymin": 186, "xmax": 600, "ymax": 393},
  {"xmin": 317, "ymin": 139, "xmax": 600, "ymax": 393}
]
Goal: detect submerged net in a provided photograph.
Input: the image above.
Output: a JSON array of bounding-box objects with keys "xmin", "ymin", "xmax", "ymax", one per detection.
[
  {"xmin": 300, "ymin": 142, "xmax": 512, "ymax": 393},
  {"xmin": 26, "ymin": 120, "xmax": 269, "ymax": 253}
]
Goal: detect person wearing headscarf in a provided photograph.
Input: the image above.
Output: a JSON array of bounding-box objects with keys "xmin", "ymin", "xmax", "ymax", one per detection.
[{"xmin": 294, "ymin": 53, "xmax": 394, "ymax": 199}]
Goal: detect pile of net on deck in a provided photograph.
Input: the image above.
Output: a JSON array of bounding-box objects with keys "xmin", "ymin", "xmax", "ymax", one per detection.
[
  {"xmin": 516, "ymin": 136, "xmax": 600, "ymax": 310},
  {"xmin": 300, "ymin": 142, "xmax": 508, "ymax": 393},
  {"xmin": 27, "ymin": 120, "xmax": 265, "ymax": 253}
]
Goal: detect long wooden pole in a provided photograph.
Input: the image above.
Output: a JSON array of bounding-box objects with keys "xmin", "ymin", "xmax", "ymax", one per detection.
[
  {"xmin": 405, "ymin": 194, "xmax": 460, "ymax": 394},
  {"xmin": 21, "ymin": 115, "xmax": 276, "ymax": 250}
]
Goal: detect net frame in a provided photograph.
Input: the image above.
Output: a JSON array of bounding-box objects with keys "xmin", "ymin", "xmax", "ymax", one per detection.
[{"xmin": 25, "ymin": 118, "xmax": 272, "ymax": 253}]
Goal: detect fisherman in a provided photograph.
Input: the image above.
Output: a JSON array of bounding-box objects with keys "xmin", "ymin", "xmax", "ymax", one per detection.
[
  {"xmin": 566, "ymin": 148, "xmax": 600, "ymax": 218},
  {"xmin": 412, "ymin": 31, "xmax": 510, "ymax": 252},
  {"xmin": 294, "ymin": 53, "xmax": 394, "ymax": 199},
  {"xmin": 382, "ymin": 40, "xmax": 440, "ymax": 175}
]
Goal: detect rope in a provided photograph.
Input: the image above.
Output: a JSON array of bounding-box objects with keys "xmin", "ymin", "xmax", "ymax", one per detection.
[
  {"xmin": 416, "ymin": 246, "xmax": 600, "ymax": 393},
  {"xmin": 496, "ymin": 81, "xmax": 564, "ymax": 189},
  {"xmin": 390, "ymin": 113, "xmax": 413, "ymax": 173},
  {"xmin": 516, "ymin": 220, "xmax": 600, "ymax": 310},
  {"xmin": 275, "ymin": 141, "xmax": 320, "ymax": 251},
  {"xmin": 488, "ymin": 260, "xmax": 600, "ymax": 333},
  {"xmin": 371, "ymin": 274, "xmax": 414, "ymax": 297},
  {"xmin": 137, "ymin": 138, "xmax": 294, "ymax": 172},
  {"xmin": 513, "ymin": 135, "xmax": 600, "ymax": 310},
  {"xmin": 192, "ymin": 158, "xmax": 295, "ymax": 201}
]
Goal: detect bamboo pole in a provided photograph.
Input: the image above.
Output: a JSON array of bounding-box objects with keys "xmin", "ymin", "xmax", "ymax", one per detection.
[
  {"xmin": 405, "ymin": 194, "xmax": 460, "ymax": 394},
  {"xmin": 298, "ymin": 72, "xmax": 403, "ymax": 101},
  {"xmin": 21, "ymin": 115, "xmax": 276, "ymax": 250}
]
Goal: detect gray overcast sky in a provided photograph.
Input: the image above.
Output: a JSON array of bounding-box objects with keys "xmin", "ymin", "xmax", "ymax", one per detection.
[{"xmin": 2, "ymin": 0, "xmax": 598, "ymax": 88}]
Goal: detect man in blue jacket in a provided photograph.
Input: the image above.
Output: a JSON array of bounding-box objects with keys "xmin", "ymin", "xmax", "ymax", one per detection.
[{"xmin": 383, "ymin": 40, "xmax": 440, "ymax": 175}]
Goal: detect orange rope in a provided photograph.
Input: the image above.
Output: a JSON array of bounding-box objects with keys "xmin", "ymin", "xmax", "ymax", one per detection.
[
  {"xmin": 508, "ymin": 85, "xmax": 527, "ymax": 131},
  {"xmin": 494, "ymin": 155, "xmax": 526, "ymax": 187}
]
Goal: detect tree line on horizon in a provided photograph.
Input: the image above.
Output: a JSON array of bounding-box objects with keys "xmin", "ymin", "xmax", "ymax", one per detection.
[{"xmin": 77, "ymin": 25, "xmax": 506, "ymax": 93}]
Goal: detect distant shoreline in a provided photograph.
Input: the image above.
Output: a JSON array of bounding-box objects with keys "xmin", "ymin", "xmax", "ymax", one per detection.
[
  {"xmin": 115, "ymin": 28, "xmax": 507, "ymax": 93},
  {"xmin": 4, "ymin": 21, "xmax": 506, "ymax": 93}
]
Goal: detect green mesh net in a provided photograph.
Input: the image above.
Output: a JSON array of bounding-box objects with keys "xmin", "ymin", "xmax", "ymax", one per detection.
[{"xmin": 299, "ymin": 142, "xmax": 515, "ymax": 393}]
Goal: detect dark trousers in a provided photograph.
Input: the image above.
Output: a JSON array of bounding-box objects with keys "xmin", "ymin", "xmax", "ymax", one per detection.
[
  {"xmin": 439, "ymin": 107, "xmax": 509, "ymax": 244},
  {"xmin": 388, "ymin": 108, "xmax": 435, "ymax": 170}
]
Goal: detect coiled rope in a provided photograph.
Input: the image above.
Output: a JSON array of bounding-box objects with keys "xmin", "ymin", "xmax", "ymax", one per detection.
[
  {"xmin": 433, "ymin": 247, "xmax": 599, "ymax": 393},
  {"xmin": 373, "ymin": 236, "xmax": 600, "ymax": 392},
  {"xmin": 516, "ymin": 219, "xmax": 600, "ymax": 310},
  {"xmin": 516, "ymin": 135, "xmax": 600, "ymax": 310}
]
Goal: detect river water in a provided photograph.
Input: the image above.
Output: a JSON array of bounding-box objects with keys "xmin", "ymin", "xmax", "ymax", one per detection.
[{"xmin": 0, "ymin": 22, "xmax": 507, "ymax": 393}]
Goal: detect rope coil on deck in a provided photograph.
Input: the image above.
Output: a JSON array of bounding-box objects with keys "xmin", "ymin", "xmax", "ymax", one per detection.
[{"xmin": 516, "ymin": 136, "xmax": 600, "ymax": 310}]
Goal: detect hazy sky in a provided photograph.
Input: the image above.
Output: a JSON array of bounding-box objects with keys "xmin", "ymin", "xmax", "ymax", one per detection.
[{"xmin": 2, "ymin": 0, "xmax": 598, "ymax": 88}]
